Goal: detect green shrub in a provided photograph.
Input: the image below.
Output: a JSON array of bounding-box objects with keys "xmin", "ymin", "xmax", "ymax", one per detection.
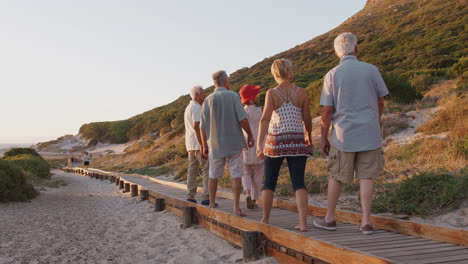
[
  {"xmin": 0, "ymin": 160, "xmax": 39, "ymax": 202},
  {"xmin": 383, "ymin": 73, "xmax": 422, "ymax": 104},
  {"xmin": 372, "ymin": 171, "xmax": 468, "ymax": 216},
  {"xmin": 5, "ymin": 154, "xmax": 51, "ymax": 179},
  {"xmin": 3, "ymin": 148, "xmax": 41, "ymax": 159}
]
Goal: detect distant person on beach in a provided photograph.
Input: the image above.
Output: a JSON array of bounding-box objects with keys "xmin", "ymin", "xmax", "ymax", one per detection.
[
  {"xmin": 313, "ymin": 32, "xmax": 388, "ymax": 235},
  {"xmin": 256, "ymin": 59, "xmax": 312, "ymax": 232},
  {"xmin": 239, "ymin": 84, "xmax": 263, "ymax": 209},
  {"xmin": 184, "ymin": 85, "xmax": 210, "ymax": 205},
  {"xmin": 83, "ymin": 152, "xmax": 91, "ymax": 169},
  {"xmin": 67, "ymin": 157, "xmax": 73, "ymax": 168},
  {"xmin": 200, "ymin": 70, "xmax": 254, "ymax": 216}
]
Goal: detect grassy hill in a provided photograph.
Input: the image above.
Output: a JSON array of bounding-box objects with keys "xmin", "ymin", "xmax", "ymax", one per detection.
[{"xmin": 77, "ymin": 0, "xmax": 467, "ymax": 145}]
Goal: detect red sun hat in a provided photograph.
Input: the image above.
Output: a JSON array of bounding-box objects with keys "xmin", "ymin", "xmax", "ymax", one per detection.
[{"xmin": 239, "ymin": 85, "xmax": 261, "ymax": 104}]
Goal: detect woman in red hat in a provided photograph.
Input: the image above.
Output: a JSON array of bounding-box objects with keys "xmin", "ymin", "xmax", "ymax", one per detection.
[{"xmin": 239, "ymin": 85, "xmax": 264, "ymax": 209}]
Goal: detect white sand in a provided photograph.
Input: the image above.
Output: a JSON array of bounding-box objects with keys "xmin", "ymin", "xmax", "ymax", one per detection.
[{"xmin": 0, "ymin": 171, "xmax": 277, "ymax": 264}]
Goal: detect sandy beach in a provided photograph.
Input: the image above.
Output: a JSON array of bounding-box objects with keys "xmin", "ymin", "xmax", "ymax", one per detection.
[{"xmin": 0, "ymin": 171, "xmax": 277, "ymax": 264}]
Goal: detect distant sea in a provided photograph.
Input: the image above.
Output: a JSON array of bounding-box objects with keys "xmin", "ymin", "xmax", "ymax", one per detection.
[{"xmin": 0, "ymin": 143, "xmax": 34, "ymax": 156}]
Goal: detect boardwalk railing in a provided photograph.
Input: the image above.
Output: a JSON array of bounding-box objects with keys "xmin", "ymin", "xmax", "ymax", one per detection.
[{"xmin": 64, "ymin": 167, "xmax": 468, "ymax": 264}]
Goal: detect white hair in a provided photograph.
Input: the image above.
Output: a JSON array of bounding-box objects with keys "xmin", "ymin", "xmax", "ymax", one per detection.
[
  {"xmin": 189, "ymin": 85, "xmax": 203, "ymax": 100},
  {"xmin": 334, "ymin": 32, "xmax": 358, "ymax": 58},
  {"xmin": 212, "ymin": 70, "xmax": 228, "ymax": 87}
]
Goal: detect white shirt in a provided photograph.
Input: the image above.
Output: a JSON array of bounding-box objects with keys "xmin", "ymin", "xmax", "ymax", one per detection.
[
  {"xmin": 184, "ymin": 100, "xmax": 202, "ymax": 151},
  {"xmin": 243, "ymin": 105, "xmax": 263, "ymax": 165},
  {"xmin": 320, "ymin": 55, "xmax": 389, "ymax": 152}
]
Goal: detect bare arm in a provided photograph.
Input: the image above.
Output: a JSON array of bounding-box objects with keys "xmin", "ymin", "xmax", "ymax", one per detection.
[
  {"xmin": 193, "ymin": 121, "xmax": 203, "ymax": 147},
  {"xmin": 240, "ymin": 118, "xmax": 254, "ymax": 147},
  {"xmin": 321, "ymin": 106, "xmax": 333, "ymax": 156},
  {"xmin": 200, "ymin": 127, "xmax": 208, "ymax": 159},
  {"xmin": 378, "ymin": 97, "xmax": 385, "ymax": 120},
  {"xmin": 257, "ymin": 91, "xmax": 274, "ymax": 159},
  {"xmin": 301, "ymin": 89, "xmax": 312, "ymax": 145}
]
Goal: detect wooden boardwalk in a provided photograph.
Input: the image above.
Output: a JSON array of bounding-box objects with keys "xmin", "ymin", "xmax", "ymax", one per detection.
[{"xmin": 66, "ymin": 168, "xmax": 468, "ymax": 264}]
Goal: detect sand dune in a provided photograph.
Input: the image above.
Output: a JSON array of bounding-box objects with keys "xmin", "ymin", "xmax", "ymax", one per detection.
[{"xmin": 0, "ymin": 171, "xmax": 277, "ymax": 264}]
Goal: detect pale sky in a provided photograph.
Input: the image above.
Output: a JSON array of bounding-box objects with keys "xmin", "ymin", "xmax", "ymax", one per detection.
[{"xmin": 0, "ymin": 0, "xmax": 366, "ymax": 144}]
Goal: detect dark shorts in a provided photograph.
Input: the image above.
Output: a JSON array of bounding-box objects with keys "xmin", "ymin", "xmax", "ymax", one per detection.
[
  {"xmin": 84, "ymin": 161, "xmax": 90, "ymax": 166},
  {"xmin": 263, "ymin": 155, "xmax": 307, "ymax": 192}
]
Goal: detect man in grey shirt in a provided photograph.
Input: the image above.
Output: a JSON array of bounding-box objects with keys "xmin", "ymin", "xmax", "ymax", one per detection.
[
  {"xmin": 313, "ymin": 32, "xmax": 389, "ymax": 235},
  {"xmin": 200, "ymin": 70, "xmax": 254, "ymax": 216}
]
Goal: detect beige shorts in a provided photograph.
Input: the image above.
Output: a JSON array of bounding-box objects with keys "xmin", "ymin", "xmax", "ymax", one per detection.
[
  {"xmin": 328, "ymin": 145, "xmax": 384, "ymax": 183},
  {"xmin": 209, "ymin": 152, "xmax": 243, "ymax": 179}
]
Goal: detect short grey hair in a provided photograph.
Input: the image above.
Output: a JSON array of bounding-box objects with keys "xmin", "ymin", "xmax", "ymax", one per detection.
[
  {"xmin": 212, "ymin": 70, "xmax": 228, "ymax": 87},
  {"xmin": 189, "ymin": 85, "xmax": 203, "ymax": 100},
  {"xmin": 334, "ymin": 32, "xmax": 358, "ymax": 58}
]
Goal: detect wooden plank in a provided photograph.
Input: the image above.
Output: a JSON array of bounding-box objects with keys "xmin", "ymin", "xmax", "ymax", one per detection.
[
  {"xmin": 407, "ymin": 254, "xmax": 468, "ymax": 264},
  {"xmin": 165, "ymin": 203, "xmax": 183, "ymax": 218},
  {"xmin": 353, "ymin": 240, "xmax": 440, "ymax": 251},
  {"xmin": 265, "ymin": 248, "xmax": 309, "ymax": 264},
  {"xmin": 370, "ymin": 243, "xmax": 456, "ymax": 255},
  {"xmin": 341, "ymin": 236, "xmax": 421, "ymax": 247},
  {"xmin": 197, "ymin": 216, "xmax": 242, "ymax": 247},
  {"xmin": 336, "ymin": 233, "xmax": 421, "ymax": 246},
  {"xmin": 143, "ymin": 173, "xmax": 468, "ymax": 246},
  {"xmin": 195, "ymin": 206, "xmax": 393, "ymax": 264},
  {"xmin": 325, "ymin": 232, "xmax": 402, "ymax": 243},
  {"xmin": 380, "ymin": 245, "xmax": 467, "ymax": 258},
  {"xmin": 392, "ymin": 249, "xmax": 468, "ymax": 262}
]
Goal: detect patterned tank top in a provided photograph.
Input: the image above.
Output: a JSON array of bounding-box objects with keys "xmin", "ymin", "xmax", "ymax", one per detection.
[{"xmin": 264, "ymin": 86, "xmax": 308, "ymax": 157}]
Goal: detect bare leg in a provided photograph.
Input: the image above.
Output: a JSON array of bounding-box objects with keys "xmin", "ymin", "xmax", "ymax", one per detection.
[
  {"xmin": 360, "ymin": 178, "xmax": 374, "ymax": 226},
  {"xmin": 232, "ymin": 178, "xmax": 245, "ymax": 216},
  {"xmin": 209, "ymin": 178, "xmax": 218, "ymax": 208},
  {"xmin": 261, "ymin": 189, "xmax": 274, "ymax": 224},
  {"xmin": 294, "ymin": 189, "xmax": 308, "ymax": 232},
  {"xmin": 325, "ymin": 179, "xmax": 341, "ymax": 222}
]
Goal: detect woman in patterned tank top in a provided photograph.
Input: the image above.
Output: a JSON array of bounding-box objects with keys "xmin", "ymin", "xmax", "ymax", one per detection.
[{"xmin": 257, "ymin": 58, "xmax": 313, "ymax": 232}]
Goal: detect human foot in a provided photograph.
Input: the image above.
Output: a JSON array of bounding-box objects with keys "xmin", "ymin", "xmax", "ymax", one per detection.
[
  {"xmin": 234, "ymin": 209, "xmax": 246, "ymax": 217},
  {"xmin": 294, "ymin": 225, "xmax": 308, "ymax": 232}
]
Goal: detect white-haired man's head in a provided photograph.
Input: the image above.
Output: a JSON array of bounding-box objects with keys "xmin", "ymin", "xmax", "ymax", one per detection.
[
  {"xmin": 334, "ymin": 32, "xmax": 358, "ymax": 58},
  {"xmin": 190, "ymin": 85, "xmax": 203, "ymax": 100}
]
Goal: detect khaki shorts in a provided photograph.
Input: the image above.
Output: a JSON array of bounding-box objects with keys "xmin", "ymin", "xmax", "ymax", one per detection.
[
  {"xmin": 209, "ymin": 152, "xmax": 243, "ymax": 179},
  {"xmin": 328, "ymin": 145, "xmax": 384, "ymax": 183}
]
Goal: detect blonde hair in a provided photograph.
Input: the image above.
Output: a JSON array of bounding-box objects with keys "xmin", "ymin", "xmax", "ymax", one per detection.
[
  {"xmin": 334, "ymin": 32, "xmax": 357, "ymax": 58},
  {"xmin": 271, "ymin": 59, "xmax": 293, "ymax": 83}
]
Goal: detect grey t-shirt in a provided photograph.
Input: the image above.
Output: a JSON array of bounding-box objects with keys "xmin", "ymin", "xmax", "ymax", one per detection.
[
  {"xmin": 320, "ymin": 55, "xmax": 389, "ymax": 152},
  {"xmin": 200, "ymin": 87, "xmax": 248, "ymax": 159}
]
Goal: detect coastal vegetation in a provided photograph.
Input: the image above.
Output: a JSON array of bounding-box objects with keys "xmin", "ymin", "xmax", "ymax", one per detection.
[{"xmin": 0, "ymin": 148, "xmax": 51, "ymax": 202}]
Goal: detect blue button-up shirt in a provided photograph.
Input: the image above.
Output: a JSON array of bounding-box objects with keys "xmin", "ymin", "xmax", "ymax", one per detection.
[
  {"xmin": 320, "ymin": 55, "xmax": 389, "ymax": 152},
  {"xmin": 200, "ymin": 87, "xmax": 248, "ymax": 159}
]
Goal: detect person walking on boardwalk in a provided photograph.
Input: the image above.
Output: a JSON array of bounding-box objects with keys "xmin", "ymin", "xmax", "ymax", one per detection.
[
  {"xmin": 256, "ymin": 59, "xmax": 312, "ymax": 232},
  {"xmin": 83, "ymin": 152, "xmax": 91, "ymax": 169},
  {"xmin": 200, "ymin": 70, "xmax": 254, "ymax": 216},
  {"xmin": 184, "ymin": 85, "xmax": 210, "ymax": 205},
  {"xmin": 313, "ymin": 32, "xmax": 388, "ymax": 235},
  {"xmin": 239, "ymin": 84, "xmax": 264, "ymax": 209}
]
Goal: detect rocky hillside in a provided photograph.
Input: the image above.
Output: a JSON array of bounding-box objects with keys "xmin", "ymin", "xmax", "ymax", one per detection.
[{"xmin": 39, "ymin": 0, "xmax": 466, "ymax": 157}]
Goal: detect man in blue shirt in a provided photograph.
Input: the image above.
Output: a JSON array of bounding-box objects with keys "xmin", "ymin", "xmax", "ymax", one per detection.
[
  {"xmin": 200, "ymin": 70, "xmax": 254, "ymax": 216},
  {"xmin": 314, "ymin": 32, "xmax": 389, "ymax": 235}
]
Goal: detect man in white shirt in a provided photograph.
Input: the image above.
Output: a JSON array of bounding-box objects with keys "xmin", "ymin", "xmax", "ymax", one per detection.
[{"xmin": 184, "ymin": 86, "xmax": 210, "ymax": 205}]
